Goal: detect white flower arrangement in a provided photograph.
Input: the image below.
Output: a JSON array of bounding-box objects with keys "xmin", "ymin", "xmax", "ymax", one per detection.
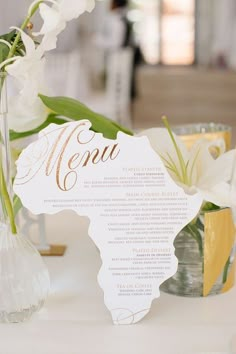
[
  {"xmin": 139, "ymin": 117, "xmax": 236, "ymax": 209},
  {"xmin": 0, "ymin": 0, "xmax": 100, "ymax": 132}
]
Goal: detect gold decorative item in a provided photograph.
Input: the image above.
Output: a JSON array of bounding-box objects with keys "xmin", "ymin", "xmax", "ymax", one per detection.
[
  {"xmin": 204, "ymin": 208, "xmax": 236, "ymax": 295},
  {"xmin": 40, "ymin": 245, "xmax": 67, "ymax": 257},
  {"xmin": 161, "ymin": 208, "xmax": 236, "ymax": 297},
  {"xmin": 173, "ymin": 123, "xmax": 232, "ymax": 150}
]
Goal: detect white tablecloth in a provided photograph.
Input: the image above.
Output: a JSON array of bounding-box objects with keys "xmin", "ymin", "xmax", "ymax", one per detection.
[{"xmin": 0, "ymin": 211, "xmax": 236, "ymax": 354}]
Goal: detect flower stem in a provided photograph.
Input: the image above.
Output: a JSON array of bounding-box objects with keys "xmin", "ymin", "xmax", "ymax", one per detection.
[
  {"xmin": 0, "ymin": 163, "xmax": 17, "ymax": 234},
  {"xmin": 0, "ymin": 76, "xmax": 18, "ymax": 235},
  {"xmin": 162, "ymin": 116, "xmax": 188, "ymax": 184},
  {"xmin": 28, "ymin": 0, "xmax": 44, "ymax": 17},
  {"xmin": 6, "ymin": 17, "xmax": 30, "ymax": 61},
  {"xmin": 0, "ymin": 0, "xmax": 44, "ymax": 235},
  {"xmin": 6, "ymin": 0, "xmax": 43, "ymax": 61}
]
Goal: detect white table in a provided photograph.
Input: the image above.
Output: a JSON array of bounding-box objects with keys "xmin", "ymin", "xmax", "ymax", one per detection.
[{"xmin": 1, "ymin": 211, "xmax": 236, "ymax": 354}]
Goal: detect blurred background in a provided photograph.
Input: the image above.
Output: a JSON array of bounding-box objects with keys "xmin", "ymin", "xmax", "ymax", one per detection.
[{"xmin": 1, "ymin": 0, "xmax": 236, "ymax": 138}]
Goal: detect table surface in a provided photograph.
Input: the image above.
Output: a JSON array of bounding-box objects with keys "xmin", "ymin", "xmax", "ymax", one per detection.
[{"xmin": 1, "ymin": 211, "xmax": 236, "ymax": 354}]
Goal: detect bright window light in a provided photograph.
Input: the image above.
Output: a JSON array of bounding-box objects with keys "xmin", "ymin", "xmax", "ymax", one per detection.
[{"xmin": 128, "ymin": 0, "xmax": 195, "ymax": 65}]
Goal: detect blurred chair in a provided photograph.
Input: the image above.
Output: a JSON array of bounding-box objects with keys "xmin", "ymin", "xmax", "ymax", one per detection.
[
  {"xmin": 45, "ymin": 51, "xmax": 90, "ymax": 100},
  {"xmin": 85, "ymin": 48, "xmax": 134, "ymax": 128}
]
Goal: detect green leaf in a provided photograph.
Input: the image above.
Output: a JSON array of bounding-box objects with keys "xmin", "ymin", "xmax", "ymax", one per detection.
[
  {"xmin": 0, "ymin": 30, "xmax": 27, "ymax": 64},
  {"xmin": 185, "ymin": 223, "xmax": 203, "ymax": 258},
  {"xmin": 0, "ymin": 30, "xmax": 15, "ymax": 63},
  {"xmin": 39, "ymin": 94, "xmax": 133, "ymax": 139},
  {"xmin": 10, "ymin": 114, "xmax": 69, "ymax": 141},
  {"xmin": 201, "ymin": 202, "xmax": 220, "ymax": 212},
  {"xmin": 223, "ymin": 256, "xmax": 231, "ymax": 284},
  {"xmin": 0, "ymin": 31, "xmax": 16, "ymax": 63},
  {"xmin": 195, "ymin": 217, "xmax": 204, "ymax": 232},
  {"xmin": 0, "ymin": 43, "xmax": 9, "ymax": 64},
  {"xmin": 0, "ymin": 29, "xmax": 16, "ymax": 43}
]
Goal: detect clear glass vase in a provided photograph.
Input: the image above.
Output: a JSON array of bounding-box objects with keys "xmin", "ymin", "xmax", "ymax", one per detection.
[
  {"xmin": 0, "ymin": 72, "xmax": 50, "ymax": 323},
  {"xmin": 160, "ymin": 207, "xmax": 236, "ymax": 297}
]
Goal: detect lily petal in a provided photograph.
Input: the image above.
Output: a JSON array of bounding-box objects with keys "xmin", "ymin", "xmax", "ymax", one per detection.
[
  {"xmin": 59, "ymin": 0, "xmax": 95, "ymax": 21},
  {"xmin": 198, "ymin": 149, "xmax": 236, "ymax": 189},
  {"xmin": 10, "ymin": 26, "xmax": 36, "ymax": 56},
  {"xmin": 138, "ymin": 128, "xmax": 190, "ymax": 182},
  {"xmin": 33, "ymin": 3, "xmax": 61, "ymax": 36},
  {"xmin": 8, "ymin": 94, "xmax": 48, "ymax": 132},
  {"xmin": 40, "ymin": 21, "xmax": 66, "ymax": 51},
  {"xmin": 34, "ymin": 0, "xmax": 97, "ymax": 51},
  {"xmin": 186, "ymin": 139, "xmax": 217, "ymax": 186},
  {"xmin": 85, "ymin": 0, "xmax": 96, "ymax": 12},
  {"xmin": 198, "ymin": 182, "xmax": 232, "ymax": 208}
]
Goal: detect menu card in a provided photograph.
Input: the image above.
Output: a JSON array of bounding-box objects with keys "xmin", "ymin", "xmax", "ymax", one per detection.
[{"xmin": 14, "ymin": 120, "xmax": 202, "ymax": 324}]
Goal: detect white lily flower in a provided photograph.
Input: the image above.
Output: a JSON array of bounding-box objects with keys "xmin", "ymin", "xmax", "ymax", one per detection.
[
  {"xmin": 6, "ymin": 28, "xmax": 48, "ymax": 132},
  {"xmin": 34, "ymin": 0, "xmax": 97, "ymax": 51},
  {"xmin": 7, "ymin": 92, "xmax": 48, "ymax": 132},
  {"xmin": 57, "ymin": 0, "xmax": 96, "ymax": 21},
  {"xmin": 3, "ymin": 0, "xmax": 99, "ymax": 130},
  {"xmin": 138, "ymin": 127, "xmax": 236, "ymax": 208}
]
